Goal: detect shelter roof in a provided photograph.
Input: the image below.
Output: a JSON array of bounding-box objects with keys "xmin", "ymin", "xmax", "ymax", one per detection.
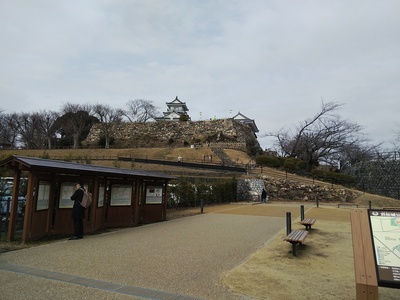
[{"xmin": 0, "ymin": 156, "xmax": 175, "ymax": 180}]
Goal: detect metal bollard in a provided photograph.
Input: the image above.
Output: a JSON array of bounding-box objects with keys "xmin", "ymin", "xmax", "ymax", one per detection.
[
  {"xmin": 300, "ymin": 205, "xmax": 304, "ymax": 221},
  {"xmin": 286, "ymin": 212, "xmax": 292, "ymax": 236}
]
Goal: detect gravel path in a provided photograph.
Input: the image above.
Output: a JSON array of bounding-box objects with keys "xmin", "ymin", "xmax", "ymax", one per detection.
[{"xmin": 0, "ymin": 209, "xmax": 287, "ymax": 299}]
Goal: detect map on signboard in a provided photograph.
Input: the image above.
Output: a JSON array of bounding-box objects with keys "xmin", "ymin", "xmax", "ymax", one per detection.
[
  {"xmin": 369, "ymin": 210, "xmax": 400, "ymax": 287},
  {"xmin": 370, "ymin": 212, "xmax": 400, "ymax": 266}
]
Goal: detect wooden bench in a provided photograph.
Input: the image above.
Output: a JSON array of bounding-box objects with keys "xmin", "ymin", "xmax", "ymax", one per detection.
[
  {"xmin": 300, "ymin": 218, "xmax": 316, "ymax": 230},
  {"xmin": 284, "ymin": 230, "xmax": 309, "ymax": 256}
]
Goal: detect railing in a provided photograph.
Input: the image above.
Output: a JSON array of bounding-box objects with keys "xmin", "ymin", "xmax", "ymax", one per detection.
[{"xmin": 118, "ymin": 156, "xmax": 246, "ymax": 173}]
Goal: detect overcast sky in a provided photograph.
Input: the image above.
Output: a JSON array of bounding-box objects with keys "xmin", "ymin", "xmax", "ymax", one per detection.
[{"xmin": 1, "ymin": 0, "xmax": 399, "ymax": 150}]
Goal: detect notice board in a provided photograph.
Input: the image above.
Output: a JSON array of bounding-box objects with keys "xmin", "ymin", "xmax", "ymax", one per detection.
[{"xmin": 368, "ymin": 209, "xmax": 400, "ymax": 288}]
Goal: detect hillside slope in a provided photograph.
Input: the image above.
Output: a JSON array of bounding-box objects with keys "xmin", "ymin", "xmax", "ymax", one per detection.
[{"xmin": 1, "ymin": 148, "xmax": 399, "ymax": 206}]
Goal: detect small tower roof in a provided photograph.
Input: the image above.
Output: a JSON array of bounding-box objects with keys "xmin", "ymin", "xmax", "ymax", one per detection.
[
  {"xmin": 232, "ymin": 111, "xmax": 259, "ymax": 133},
  {"xmin": 166, "ymin": 96, "xmax": 188, "ymax": 111}
]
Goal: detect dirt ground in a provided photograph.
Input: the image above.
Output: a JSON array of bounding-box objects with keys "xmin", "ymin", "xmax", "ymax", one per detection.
[
  {"xmin": 194, "ymin": 201, "xmax": 400, "ymax": 300},
  {"xmin": 2, "ymin": 193, "xmax": 399, "ymax": 299}
]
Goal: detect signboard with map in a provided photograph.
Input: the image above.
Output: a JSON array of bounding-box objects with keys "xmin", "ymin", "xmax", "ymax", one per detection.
[
  {"xmin": 145, "ymin": 186, "xmax": 163, "ymax": 204},
  {"xmin": 59, "ymin": 183, "xmax": 75, "ymax": 208},
  {"xmin": 368, "ymin": 209, "xmax": 400, "ymax": 288},
  {"xmin": 110, "ymin": 184, "xmax": 132, "ymax": 206}
]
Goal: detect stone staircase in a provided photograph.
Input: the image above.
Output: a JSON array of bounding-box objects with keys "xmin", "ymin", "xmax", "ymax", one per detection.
[{"xmin": 211, "ymin": 147, "xmax": 236, "ymax": 167}]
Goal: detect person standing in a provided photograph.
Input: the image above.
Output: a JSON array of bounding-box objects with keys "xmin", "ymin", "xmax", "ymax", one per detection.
[
  {"xmin": 261, "ymin": 188, "xmax": 267, "ymax": 203},
  {"xmin": 70, "ymin": 180, "xmax": 85, "ymax": 240}
]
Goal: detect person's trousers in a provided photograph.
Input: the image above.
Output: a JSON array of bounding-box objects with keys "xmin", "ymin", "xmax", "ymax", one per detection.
[{"xmin": 73, "ymin": 218, "xmax": 84, "ymax": 237}]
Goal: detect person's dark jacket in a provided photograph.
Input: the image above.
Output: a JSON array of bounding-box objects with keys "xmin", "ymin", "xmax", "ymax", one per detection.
[
  {"xmin": 261, "ymin": 190, "xmax": 267, "ymax": 199},
  {"xmin": 71, "ymin": 188, "xmax": 85, "ymax": 219}
]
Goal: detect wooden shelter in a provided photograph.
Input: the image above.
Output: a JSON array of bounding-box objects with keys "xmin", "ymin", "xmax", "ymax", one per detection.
[{"xmin": 0, "ymin": 156, "xmax": 175, "ymax": 243}]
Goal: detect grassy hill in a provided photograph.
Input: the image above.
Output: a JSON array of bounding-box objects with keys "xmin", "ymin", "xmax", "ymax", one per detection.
[
  {"xmin": 0, "ymin": 147, "xmax": 253, "ymax": 177},
  {"xmin": 1, "ymin": 148, "xmax": 399, "ymax": 207}
]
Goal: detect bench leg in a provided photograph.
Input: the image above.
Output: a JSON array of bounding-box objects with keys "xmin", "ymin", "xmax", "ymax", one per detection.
[{"xmin": 292, "ymin": 242, "xmax": 297, "ymax": 256}]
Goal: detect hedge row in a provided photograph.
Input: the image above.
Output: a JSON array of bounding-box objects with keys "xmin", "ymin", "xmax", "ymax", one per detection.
[
  {"xmin": 256, "ymin": 155, "xmax": 355, "ymax": 186},
  {"xmin": 168, "ymin": 176, "xmax": 237, "ymax": 207}
]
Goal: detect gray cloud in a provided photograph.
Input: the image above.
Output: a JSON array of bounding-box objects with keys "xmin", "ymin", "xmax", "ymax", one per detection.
[{"xmin": 1, "ymin": 0, "xmax": 399, "ymax": 149}]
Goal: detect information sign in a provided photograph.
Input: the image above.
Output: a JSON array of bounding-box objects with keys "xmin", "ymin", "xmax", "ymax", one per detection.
[
  {"xmin": 36, "ymin": 181, "xmax": 50, "ymax": 210},
  {"xmin": 368, "ymin": 209, "xmax": 400, "ymax": 289},
  {"xmin": 146, "ymin": 186, "xmax": 163, "ymax": 204},
  {"xmin": 110, "ymin": 184, "xmax": 132, "ymax": 206},
  {"xmin": 59, "ymin": 183, "xmax": 75, "ymax": 208}
]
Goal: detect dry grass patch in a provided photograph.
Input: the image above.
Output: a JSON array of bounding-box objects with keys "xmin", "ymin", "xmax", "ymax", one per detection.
[
  {"xmin": 353, "ymin": 193, "xmax": 400, "ymax": 208},
  {"xmin": 220, "ymin": 205, "xmax": 400, "ymax": 300}
]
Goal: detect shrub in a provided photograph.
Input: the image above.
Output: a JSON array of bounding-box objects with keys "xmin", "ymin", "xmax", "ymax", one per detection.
[
  {"xmin": 256, "ymin": 156, "xmax": 284, "ymax": 168},
  {"xmin": 63, "ymin": 153, "xmax": 74, "ymax": 162},
  {"xmin": 296, "ymin": 160, "xmax": 308, "ymax": 171},
  {"xmin": 283, "ymin": 157, "xmax": 307, "ymax": 172},
  {"xmin": 179, "ymin": 114, "xmax": 190, "ymax": 121},
  {"xmin": 39, "ymin": 151, "xmax": 50, "ymax": 159},
  {"xmin": 170, "ymin": 176, "xmax": 237, "ymax": 207},
  {"xmin": 312, "ymin": 169, "xmax": 355, "ymax": 185},
  {"xmin": 283, "ymin": 158, "xmax": 297, "ymax": 171},
  {"xmin": 170, "ymin": 177, "xmax": 196, "ymax": 207},
  {"xmin": 98, "ymin": 136, "xmax": 115, "ymax": 147}
]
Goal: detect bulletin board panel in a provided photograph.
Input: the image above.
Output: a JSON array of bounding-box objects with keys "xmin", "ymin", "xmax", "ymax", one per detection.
[
  {"xmin": 145, "ymin": 186, "xmax": 163, "ymax": 204},
  {"xmin": 110, "ymin": 184, "xmax": 132, "ymax": 206},
  {"xmin": 98, "ymin": 184, "xmax": 105, "ymax": 207},
  {"xmin": 59, "ymin": 183, "xmax": 75, "ymax": 208},
  {"xmin": 36, "ymin": 181, "xmax": 50, "ymax": 210}
]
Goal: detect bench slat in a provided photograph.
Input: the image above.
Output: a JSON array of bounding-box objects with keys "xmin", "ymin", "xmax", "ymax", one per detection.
[
  {"xmin": 300, "ymin": 218, "xmax": 316, "ymax": 230},
  {"xmin": 301, "ymin": 218, "xmax": 316, "ymax": 225},
  {"xmin": 284, "ymin": 229, "xmax": 309, "ymax": 256},
  {"xmin": 284, "ymin": 230, "xmax": 308, "ymax": 243}
]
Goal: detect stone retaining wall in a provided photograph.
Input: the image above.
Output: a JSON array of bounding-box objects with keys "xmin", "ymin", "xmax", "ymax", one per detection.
[
  {"xmin": 85, "ymin": 119, "xmax": 259, "ymax": 151},
  {"xmin": 237, "ymin": 179, "xmax": 266, "ymax": 201},
  {"xmin": 237, "ymin": 178, "xmax": 361, "ymax": 203}
]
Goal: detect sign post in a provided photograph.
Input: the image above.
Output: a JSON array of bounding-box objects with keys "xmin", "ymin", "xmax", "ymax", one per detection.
[{"xmin": 350, "ymin": 209, "xmax": 378, "ymax": 299}]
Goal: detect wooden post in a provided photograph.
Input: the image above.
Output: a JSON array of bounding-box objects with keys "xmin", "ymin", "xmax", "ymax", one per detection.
[
  {"xmin": 20, "ymin": 172, "xmax": 36, "ymax": 243},
  {"xmin": 350, "ymin": 209, "xmax": 378, "ymax": 299},
  {"xmin": 7, "ymin": 170, "xmax": 21, "ymax": 241}
]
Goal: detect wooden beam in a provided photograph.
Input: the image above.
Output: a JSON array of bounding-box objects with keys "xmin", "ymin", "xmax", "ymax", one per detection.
[
  {"xmin": 21, "ymin": 172, "xmax": 36, "ymax": 243},
  {"xmin": 7, "ymin": 170, "xmax": 21, "ymax": 241}
]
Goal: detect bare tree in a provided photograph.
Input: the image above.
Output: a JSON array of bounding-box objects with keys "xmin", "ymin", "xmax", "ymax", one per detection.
[
  {"xmin": 272, "ymin": 101, "xmax": 367, "ymax": 170},
  {"xmin": 15, "ymin": 112, "xmax": 45, "ymax": 149},
  {"xmin": 124, "ymin": 99, "xmax": 159, "ymax": 122},
  {"xmin": 0, "ymin": 112, "xmax": 19, "ymax": 148},
  {"xmin": 36, "ymin": 110, "xmax": 59, "ymax": 149},
  {"xmin": 92, "ymin": 104, "xmax": 124, "ymax": 148},
  {"xmin": 324, "ymin": 143, "xmax": 380, "ymax": 172}
]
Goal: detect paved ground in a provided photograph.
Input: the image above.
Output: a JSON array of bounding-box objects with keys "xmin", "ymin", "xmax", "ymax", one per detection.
[{"xmin": 0, "ymin": 203, "xmax": 304, "ymax": 300}]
